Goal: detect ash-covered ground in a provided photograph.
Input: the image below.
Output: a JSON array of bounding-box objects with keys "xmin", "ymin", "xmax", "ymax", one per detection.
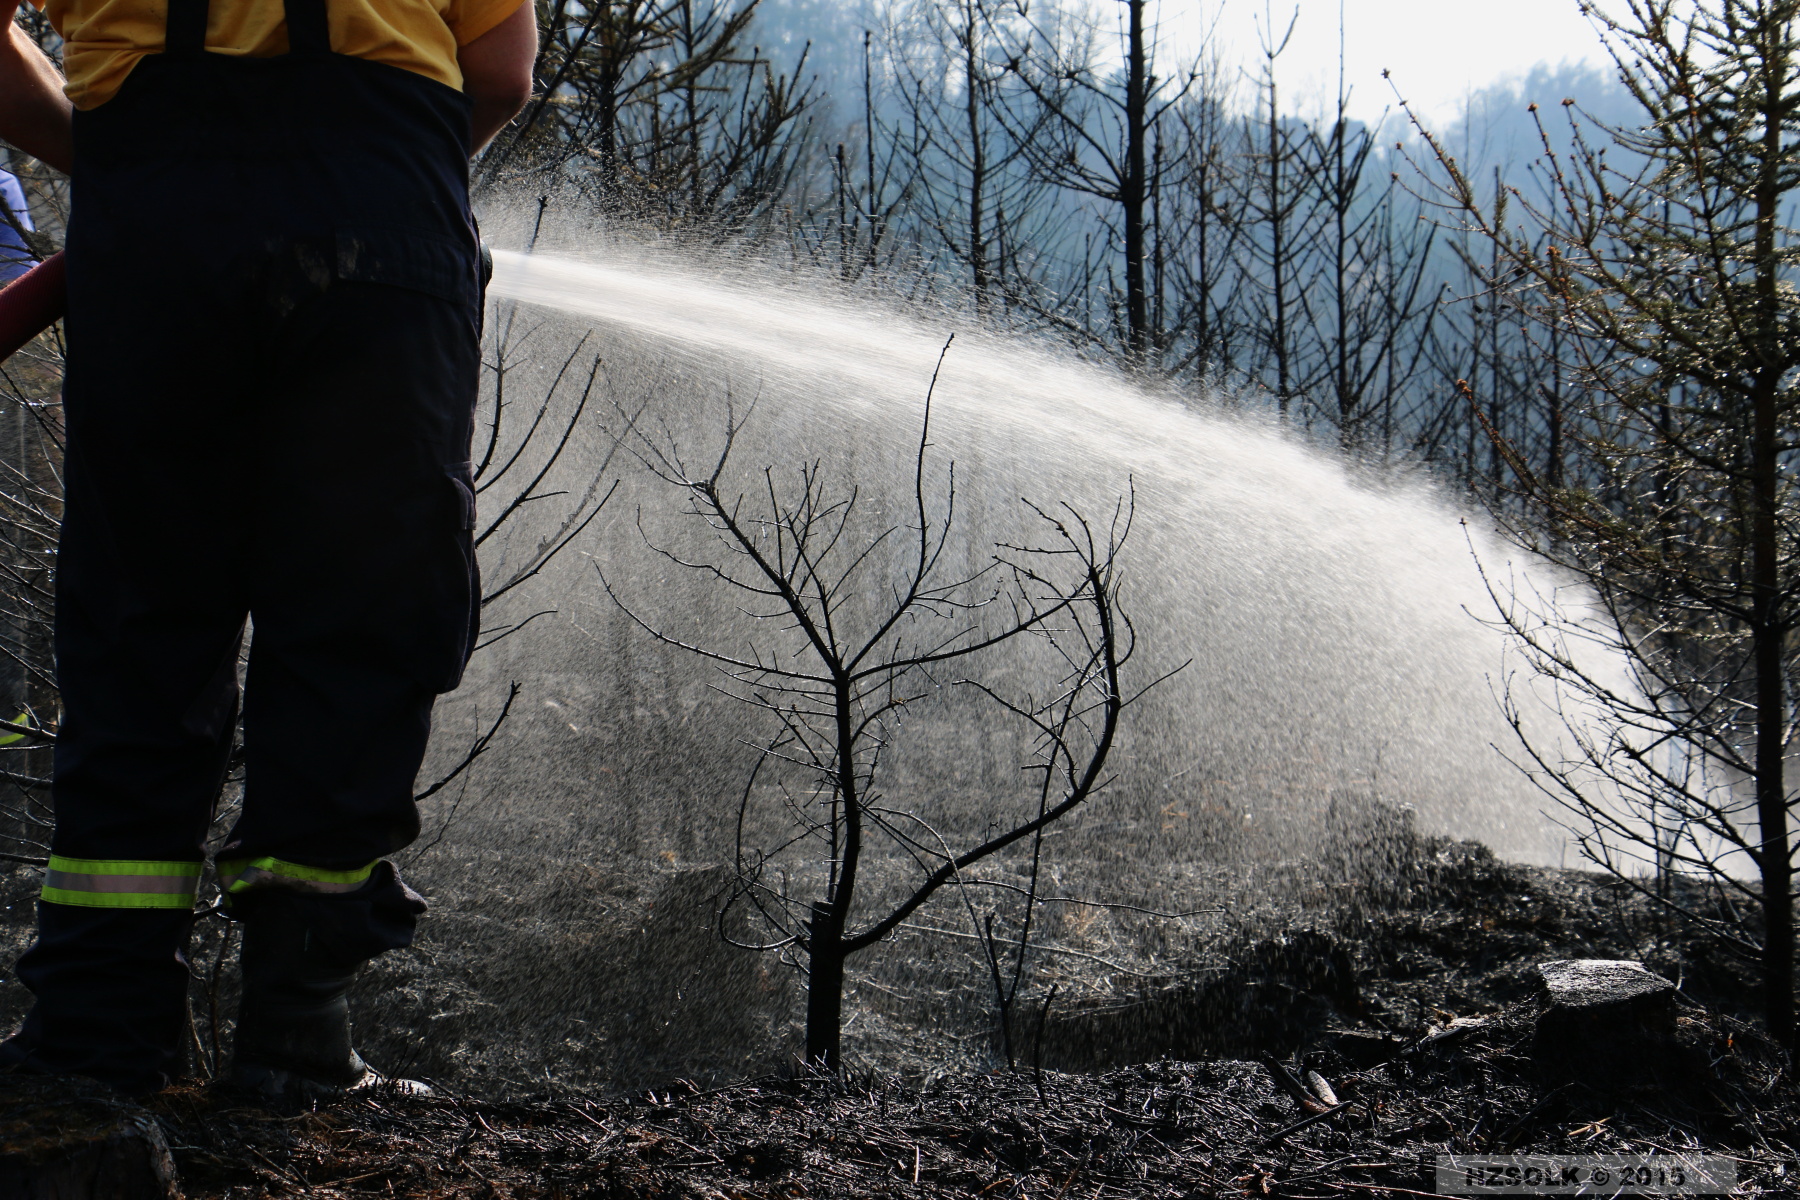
[
  {"xmin": 2, "ymin": 805, "xmax": 1795, "ymax": 1196},
  {"xmin": 346, "ymin": 810, "xmax": 1773, "ymax": 1092},
  {"xmin": 150, "ymin": 1013, "xmax": 1792, "ymax": 1199}
]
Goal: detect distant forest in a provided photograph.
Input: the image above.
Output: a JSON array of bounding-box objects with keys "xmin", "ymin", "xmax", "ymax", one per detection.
[{"xmin": 479, "ymin": 0, "xmax": 1637, "ymax": 501}]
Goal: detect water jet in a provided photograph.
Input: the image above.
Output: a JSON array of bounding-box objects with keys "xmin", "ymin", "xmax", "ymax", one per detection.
[
  {"xmin": 337, "ymin": 228, "xmax": 1625, "ymax": 1081},
  {"xmin": 465, "ymin": 238, "xmax": 1571, "ymax": 867}
]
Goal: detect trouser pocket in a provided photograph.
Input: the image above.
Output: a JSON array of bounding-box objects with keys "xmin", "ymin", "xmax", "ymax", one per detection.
[
  {"xmin": 442, "ymin": 460, "xmax": 481, "ymax": 693},
  {"xmin": 395, "ymin": 461, "xmax": 481, "ymax": 695}
]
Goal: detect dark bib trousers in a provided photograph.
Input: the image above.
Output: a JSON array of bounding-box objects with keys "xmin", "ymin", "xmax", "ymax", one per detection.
[{"xmin": 8, "ymin": 0, "xmax": 481, "ymax": 1093}]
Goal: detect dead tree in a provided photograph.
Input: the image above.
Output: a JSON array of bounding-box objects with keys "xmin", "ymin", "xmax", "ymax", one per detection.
[
  {"xmin": 484, "ymin": 0, "xmax": 816, "ymax": 237},
  {"xmin": 602, "ymin": 343, "xmax": 1167, "ymax": 1067},
  {"xmin": 1406, "ymin": 0, "xmax": 1800, "ymax": 1048},
  {"xmin": 878, "ymin": 0, "xmax": 1060, "ymax": 317},
  {"xmin": 990, "ymin": 0, "xmax": 1194, "ymax": 366},
  {"xmin": 1233, "ymin": 7, "xmax": 1318, "ymax": 417},
  {"xmin": 1301, "ymin": 97, "xmax": 1438, "ymax": 451},
  {"xmin": 1163, "ymin": 77, "xmax": 1251, "ymax": 388}
]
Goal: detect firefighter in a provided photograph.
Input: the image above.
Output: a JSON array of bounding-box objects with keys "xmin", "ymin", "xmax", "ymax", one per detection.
[{"xmin": 0, "ymin": 0, "xmax": 534, "ymax": 1097}]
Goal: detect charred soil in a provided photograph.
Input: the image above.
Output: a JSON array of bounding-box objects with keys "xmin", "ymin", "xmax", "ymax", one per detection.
[
  {"xmin": 4, "ymin": 822, "xmax": 1797, "ymax": 1195},
  {"xmin": 152, "ymin": 1002, "xmax": 1793, "ymax": 1199}
]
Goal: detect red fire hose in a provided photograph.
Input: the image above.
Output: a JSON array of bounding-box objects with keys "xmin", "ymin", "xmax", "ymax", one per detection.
[{"xmin": 0, "ymin": 251, "xmax": 67, "ymax": 362}]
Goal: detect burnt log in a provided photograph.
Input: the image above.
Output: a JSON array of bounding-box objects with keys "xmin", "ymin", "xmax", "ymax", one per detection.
[{"xmin": 0, "ymin": 1074, "xmax": 180, "ymax": 1199}]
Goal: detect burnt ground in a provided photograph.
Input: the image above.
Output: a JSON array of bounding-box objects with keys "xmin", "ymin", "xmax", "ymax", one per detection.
[
  {"xmin": 151, "ymin": 996, "xmax": 1794, "ymax": 1199},
  {"xmin": 136, "ymin": 837, "xmax": 1800, "ymax": 1195},
  {"xmin": 6, "ymin": 821, "xmax": 1800, "ymax": 1195}
]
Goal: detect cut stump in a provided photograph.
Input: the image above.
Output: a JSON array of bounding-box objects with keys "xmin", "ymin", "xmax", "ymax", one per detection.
[
  {"xmin": 1537, "ymin": 959, "xmax": 1675, "ymax": 1013},
  {"xmin": 1530, "ymin": 959, "xmax": 1689, "ymax": 1089},
  {"xmin": 0, "ymin": 1074, "xmax": 180, "ymax": 1199}
]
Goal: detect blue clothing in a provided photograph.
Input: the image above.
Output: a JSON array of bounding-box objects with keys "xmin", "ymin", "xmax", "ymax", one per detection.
[{"xmin": 0, "ymin": 170, "xmax": 35, "ymax": 282}]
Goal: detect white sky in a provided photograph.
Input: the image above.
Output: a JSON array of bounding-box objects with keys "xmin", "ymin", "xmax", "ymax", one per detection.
[{"xmin": 1131, "ymin": 0, "xmax": 1613, "ymax": 124}]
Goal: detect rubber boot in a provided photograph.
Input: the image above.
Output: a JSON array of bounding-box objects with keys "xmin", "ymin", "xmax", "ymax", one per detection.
[
  {"xmin": 230, "ymin": 900, "xmax": 373, "ymax": 1097},
  {"xmin": 227, "ymin": 861, "xmax": 426, "ymax": 1101},
  {"xmin": 0, "ymin": 904, "xmax": 195, "ymax": 1096}
]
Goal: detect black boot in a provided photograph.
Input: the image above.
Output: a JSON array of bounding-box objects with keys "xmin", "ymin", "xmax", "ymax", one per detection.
[
  {"xmin": 231, "ymin": 900, "xmax": 373, "ymax": 1095},
  {"xmin": 2, "ymin": 904, "xmax": 195, "ymax": 1096},
  {"xmin": 227, "ymin": 861, "xmax": 426, "ymax": 1100}
]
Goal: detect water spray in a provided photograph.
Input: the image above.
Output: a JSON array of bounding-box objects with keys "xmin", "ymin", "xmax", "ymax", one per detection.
[{"xmin": 0, "ymin": 236, "xmax": 1587, "ymax": 864}]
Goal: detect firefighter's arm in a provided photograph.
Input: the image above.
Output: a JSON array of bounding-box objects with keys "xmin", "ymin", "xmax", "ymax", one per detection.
[
  {"xmin": 0, "ymin": 0, "xmax": 71, "ymax": 174},
  {"xmin": 458, "ymin": 0, "xmax": 533, "ymax": 155}
]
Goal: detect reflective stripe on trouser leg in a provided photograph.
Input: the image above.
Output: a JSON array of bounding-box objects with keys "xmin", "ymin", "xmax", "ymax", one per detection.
[
  {"xmin": 218, "ymin": 856, "xmax": 377, "ymax": 896},
  {"xmin": 41, "ymin": 856, "xmax": 202, "ymax": 909}
]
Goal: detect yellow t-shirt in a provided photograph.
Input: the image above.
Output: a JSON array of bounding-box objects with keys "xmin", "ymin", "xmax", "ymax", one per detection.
[{"xmin": 33, "ymin": 0, "xmax": 523, "ymax": 109}]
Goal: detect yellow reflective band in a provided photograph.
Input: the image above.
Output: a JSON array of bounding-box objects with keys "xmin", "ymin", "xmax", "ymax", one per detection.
[
  {"xmin": 0, "ymin": 711, "xmax": 31, "ymax": 747},
  {"xmin": 218, "ymin": 856, "xmax": 377, "ymax": 895},
  {"xmin": 42, "ymin": 856, "xmax": 202, "ymax": 909}
]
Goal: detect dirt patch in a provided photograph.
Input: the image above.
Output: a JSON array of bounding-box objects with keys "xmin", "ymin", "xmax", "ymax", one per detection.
[{"xmin": 1, "ymin": 813, "xmax": 1794, "ymax": 1194}]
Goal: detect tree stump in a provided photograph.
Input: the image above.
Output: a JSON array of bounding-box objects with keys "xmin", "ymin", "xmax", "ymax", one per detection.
[
  {"xmin": 1530, "ymin": 959, "xmax": 1688, "ymax": 1088},
  {"xmin": 0, "ymin": 1074, "xmax": 180, "ymax": 1199}
]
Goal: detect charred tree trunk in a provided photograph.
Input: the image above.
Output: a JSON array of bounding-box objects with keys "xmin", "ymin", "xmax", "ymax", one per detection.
[
  {"xmin": 1751, "ymin": 361, "xmax": 1793, "ymax": 1051},
  {"xmin": 597, "ymin": 59, "xmax": 622, "ymax": 192},
  {"xmin": 1750, "ymin": 338, "xmax": 1791, "ymax": 1047},
  {"xmin": 1122, "ymin": 0, "xmax": 1149, "ymax": 362},
  {"xmin": 962, "ymin": 0, "xmax": 990, "ymax": 311},
  {"xmin": 1266, "ymin": 72, "xmax": 1290, "ymax": 416},
  {"xmin": 804, "ymin": 900, "xmax": 846, "ymax": 1067},
  {"xmin": 1751, "ymin": 20, "xmax": 1794, "ymax": 1050}
]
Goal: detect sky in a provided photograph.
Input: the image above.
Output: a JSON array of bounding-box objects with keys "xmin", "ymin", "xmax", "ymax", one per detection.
[{"xmin": 1134, "ymin": 0, "xmax": 1614, "ymax": 124}]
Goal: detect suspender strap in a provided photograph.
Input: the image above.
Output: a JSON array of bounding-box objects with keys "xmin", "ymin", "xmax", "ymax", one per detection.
[
  {"xmin": 165, "ymin": 0, "xmax": 330, "ymax": 57},
  {"xmin": 165, "ymin": 0, "xmax": 209, "ymax": 55},
  {"xmin": 284, "ymin": 0, "xmax": 332, "ymax": 55}
]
